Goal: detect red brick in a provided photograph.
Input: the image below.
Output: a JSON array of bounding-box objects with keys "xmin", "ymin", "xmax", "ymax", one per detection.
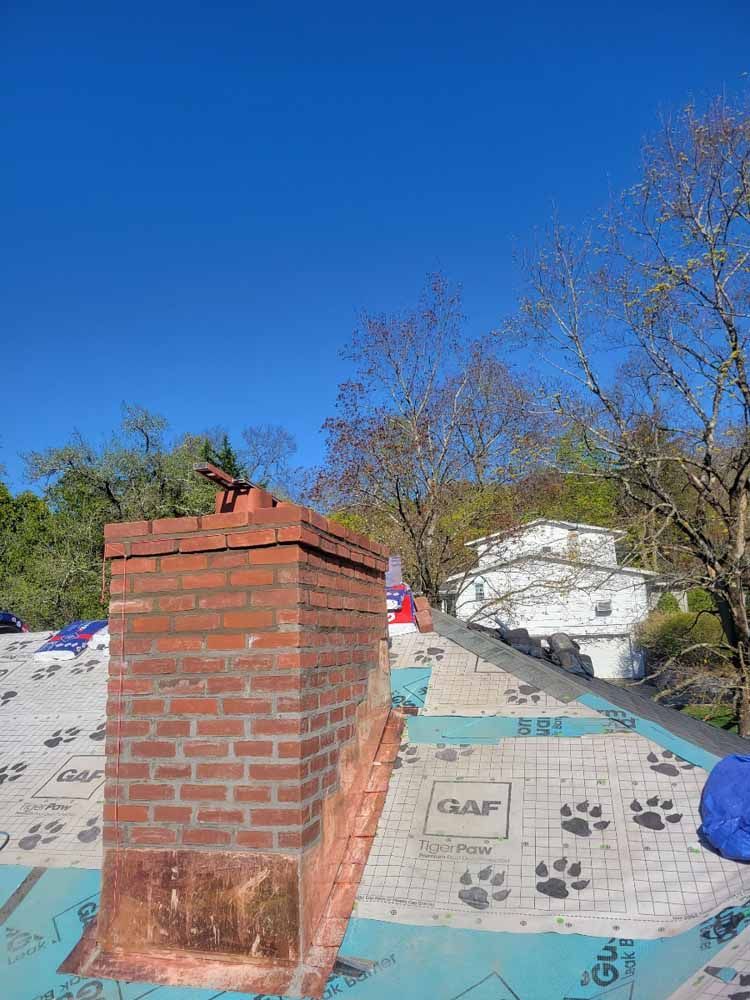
[
  {"xmin": 278, "ymin": 777, "xmax": 320, "ymax": 801},
  {"xmin": 234, "ymin": 740, "xmax": 274, "ymax": 756},
  {"xmin": 171, "ymin": 698, "xmax": 219, "ymax": 714},
  {"xmin": 181, "ymin": 572, "xmax": 226, "ymax": 590},
  {"xmin": 132, "ymin": 614, "xmax": 171, "ymax": 634},
  {"xmin": 233, "ymin": 654, "xmax": 275, "ymax": 671},
  {"xmin": 154, "ymin": 805, "xmax": 192, "ymax": 822},
  {"xmin": 109, "ymin": 762, "xmax": 149, "ymax": 779},
  {"xmin": 129, "ymin": 783, "xmax": 175, "ymax": 800},
  {"xmin": 251, "ymin": 546, "xmax": 303, "ymax": 565},
  {"xmin": 156, "ymin": 720, "xmax": 191, "ymax": 737},
  {"xmin": 198, "ymin": 591, "xmax": 246, "ymax": 609},
  {"xmin": 197, "ymin": 808, "xmax": 244, "ymax": 824},
  {"xmin": 112, "ymin": 556, "xmax": 156, "ymax": 577},
  {"xmin": 233, "ymin": 785, "xmax": 272, "ymax": 802},
  {"xmin": 251, "ymin": 674, "xmax": 300, "ymax": 692},
  {"xmin": 253, "ymin": 717, "xmax": 304, "ymax": 735},
  {"xmin": 156, "ymin": 635, "xmax": 203, "ymax": 652},
  {"xmin": 153, "ymin": 515, "xmax": 199, "ymax": 534},
  {"xmin": 103, "ymin": 804, "xmax": 148, "ymax": 822},
  {"xmin": 104, "ymin": 520, "xmax": 149, "ymax": 539},
  {"xmin": 276, "ymin": 652, "xmax": 318, "ymax": 669},
  {"xmin": 158, "ymin": 594, "xmax": 196, "ymax": 612},
  {"xmin": 206, "ymin": 676, "xmax": 245, "ymax": 694},
  {"xmin": 131, "ymin": 538, "xmax": 178, "ymax": 556},
  {"xmin": 252, "ymin": 507, "xmax": 303, "ymax": 525},
  {"xmin": 161, "ymin": 553, "xmax": 208, "ymax": 572},
  {"xmin": 123, "ymin": 637, "xmax": 154, "ymax": 654},
  {"xmin": 200, "ymin": 511, "xmax": 250, "ymax": 530},
  {"xmin": 184, "ymin": 741, "xmax": 229, "ymax": 757},
  {"xmin": 132, "ymin": 658, "xmax": 176, "ymax": 675},
  {"xmin": 206, "ymin": 633, "xmax": 246, "ymax": 650},
  {"xmin": 222, "ymin": 610, "xmax": 274, "ymax": 629},
  {"xmin": 251, "ymin": 633, "xmax": 302, "ymax": 649},
  {"xmin": 180, "ymin": 534, "xmax": 225, "ymax": 552},
  {"xmin": 236, "ymin": 830, "xmax": 273, "ymax": 848},
  {"xmin": 208, "ymin": 551, "xmax": 249, "ymax": 569},
  {"xmin": 174, "ymin": 612, "xmax": 220, "ymax": 632},
  {"xmin": 115, "ymin": 677, "xmax": 152, "ymax": 694},
  {"xmin": 131, "ymin": 698, "xmax": 165, "ymax": 715},
  {"xmin": 131, "ymin": 740, "xmax": 176, "ymax": 758},
  {"xmin": 227, "ymin": 529, "xmax": 276, "ymax": 549},
  {"xmin": 223, "ymin": 698, "xmax": 273, "ymax": 714},
  {"xmin": 197, "ymin": 762, "xmax": 244, "ymax": 779},
  {"xmin": 252, "ymin": 807, "xmax": 304, "ymax": 826},
  {"xmin": 184, "ymin": 829, "xmax": 231, "ymax": 845},
  {"xmin": 183, "ymin": 657, "xmax": 225, "ymax": 674},
  {"xmin": 250, "ymin": 589, "xmax": 299, "ymax": 609},
  {"xmin": 133, "ymin": 575, "xmax": 180, "ymax": 594},
  {"xmin": 228, "ymin": 568, "xmax": 275, "ymax": 586},
  {"xmin": 155, "ymin": 764, "xmax": 192, "ymax": 779},
  {"xmin": 130, "ymin": 828, "xmax": 177, "ymax": 845},
  {"xmin": 159, "ymin": 676, "xmax": 206, "ymax": 694},
  {"xmin": 110, "ymin": 597, "xmax": 154, "ymax": 614},
  {"xmin": 197, "ymin": 718, "xmax": 244, "ymax": 736},
  {"xmin": 181, "ymin": 784, "xmax": 227, "ymax": 801}
]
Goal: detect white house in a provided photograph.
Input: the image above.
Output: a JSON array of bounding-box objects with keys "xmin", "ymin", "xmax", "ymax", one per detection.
[{"xmin": 441, "ymin": 519, "xmax": 659, "ymax": 680}]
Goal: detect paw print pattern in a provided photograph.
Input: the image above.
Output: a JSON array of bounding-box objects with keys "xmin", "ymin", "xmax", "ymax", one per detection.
[
  {"xmin": 414, "ymin": 646, "xmax": 445, "ymax": 663},
  {"xmin": 536, "ymin": 858, "xmax": 590, "ymax": 899},
  {"xmin": 19, "ymin": 821, "xmax": 65, "ymax": 850},
  {"xmin": 44, "ymin": 727, "xmax": 81, "ymax": 748},
  {"xmin": 0, "ymin": 761, "xmax": 28, "ymax": 785},
  {"xmin": 77, "ymin": 818, "xmax": 101, "ymax": 844},
  {"xmin": 0, "ymin": 690, "xmax": 17, "ymax": 708},
  {"xmin": 647, "ymin": 750, "xmax": 696, "ymax": 777},
  {"xmin": 630, "ymin": 797, "xmax": 683, "ymax": 831},
  {"xmin": 458, "ymin": 866, "xmax": 510, "ymax": 909},
  {"xmin": 505, "ymin": 684, "xmax": 542, "ymax": 705},
  {"xmin": 31, "ymin": 663, "xmax": 63, "ymax": 682},
  {"xmin": 434, "ymin": 743, "xmax": 474, "ymax": 762},
  {"xmin": 71, "ymin": 659, "xmax": 98, "ymax": 675},
  {"xmin": 394, "ymin": 744, "xmax": 420, "ymax": 769},
  {"xmin": 89, "ymin": 722, "xmax": 106, "ymax": 742},
  {"xmin": 560, "ymin": 801, "xmax": 610, "ymax": 837}
]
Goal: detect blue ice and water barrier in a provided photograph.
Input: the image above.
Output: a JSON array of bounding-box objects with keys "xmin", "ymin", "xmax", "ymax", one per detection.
[{"xmin": 3, "ymin": 863, "xmax": 750, "ymax": 1000}]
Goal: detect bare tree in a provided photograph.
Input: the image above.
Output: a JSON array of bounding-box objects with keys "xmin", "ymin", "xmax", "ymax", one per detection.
[
  {"xmin": 518, "ymin": 98, "xmax": 750, "ymax": 733},
  {"xmin": 240, "ymin": 424, "xmax": 302, "ymax": 498},
  {"xmin": 315, "ymin": 274, "xmax": 546, "ymax": 601}
]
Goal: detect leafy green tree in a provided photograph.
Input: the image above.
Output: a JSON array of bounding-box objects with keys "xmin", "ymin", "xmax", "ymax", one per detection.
[{"xmin": 201, "ymin": 433, "xmax": 244, "ymax": 479}]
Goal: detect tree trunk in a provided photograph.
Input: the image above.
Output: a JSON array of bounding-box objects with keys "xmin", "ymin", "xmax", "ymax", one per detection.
[
  {"xmin": 716, "ymin": 589, "xmax": 750, "ymax": 738},
  {"xmin": 738, "ymin": 683, "xmax": 750, "ymax": 740}
]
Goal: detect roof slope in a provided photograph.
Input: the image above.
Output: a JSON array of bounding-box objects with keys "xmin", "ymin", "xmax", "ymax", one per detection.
[{"xmin": 431, "ymin": 609, "xmax": 749, "ymax": 758}]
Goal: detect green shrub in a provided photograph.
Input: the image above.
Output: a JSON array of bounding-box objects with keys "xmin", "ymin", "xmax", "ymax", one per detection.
[
  {"xmin": 639, "ymin": 610, "xmax": 723, "ymax": 660},
  {"xmin": 656, "ymin": 591, "xmax": 680, "ymax": 614},
  {"xmin": 687, "ymin": 588, "xmax": 715, "ymax": 613}
]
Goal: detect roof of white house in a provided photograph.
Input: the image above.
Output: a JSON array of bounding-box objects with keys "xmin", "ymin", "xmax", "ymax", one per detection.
[
  {"xmin": 465, "ymin": 518, "xmax": 627, "ymax": 548},
  {"xmin": 441, "ymin": 551, "xmax": 659, "ymax": 590}
]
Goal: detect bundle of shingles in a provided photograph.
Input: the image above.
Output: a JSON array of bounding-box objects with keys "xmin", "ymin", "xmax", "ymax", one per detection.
[{"xmin": 468, "ymin": 621, "xmax": 594, "ymax": 677}]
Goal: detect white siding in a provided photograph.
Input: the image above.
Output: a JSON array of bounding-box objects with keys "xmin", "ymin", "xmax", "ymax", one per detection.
[{"xmin": 454, "ymin": 523, "xmax": 651, "ymax": 680}]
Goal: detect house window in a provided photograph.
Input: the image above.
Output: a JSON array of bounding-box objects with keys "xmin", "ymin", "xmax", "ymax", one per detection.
[
  {"xmin": 595, "ymin": 599, "xmax": 612, "ymax": 616},
  {"xmin": 475, "ymin": 580, "xmax": 485, "ymax": 602},
  {"xmin": 568, "ymin": 531, "xmax": 580, "ymax": 560}
]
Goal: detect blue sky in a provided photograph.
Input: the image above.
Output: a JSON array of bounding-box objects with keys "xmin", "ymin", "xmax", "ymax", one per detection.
[{"xmin": 2, "ymin": 1, "xmax": 748, "ymax": 491}]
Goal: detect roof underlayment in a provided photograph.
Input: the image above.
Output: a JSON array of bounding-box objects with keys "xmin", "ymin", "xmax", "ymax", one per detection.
[{"xmin": 4, "ymin": 613, "xmax": 750, "ymax": 999}]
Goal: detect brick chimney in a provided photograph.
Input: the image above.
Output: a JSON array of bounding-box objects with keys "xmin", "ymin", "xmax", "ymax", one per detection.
[{"xmin": 61, "ymin": 485, "xmax": 391, "ymax": 997}]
